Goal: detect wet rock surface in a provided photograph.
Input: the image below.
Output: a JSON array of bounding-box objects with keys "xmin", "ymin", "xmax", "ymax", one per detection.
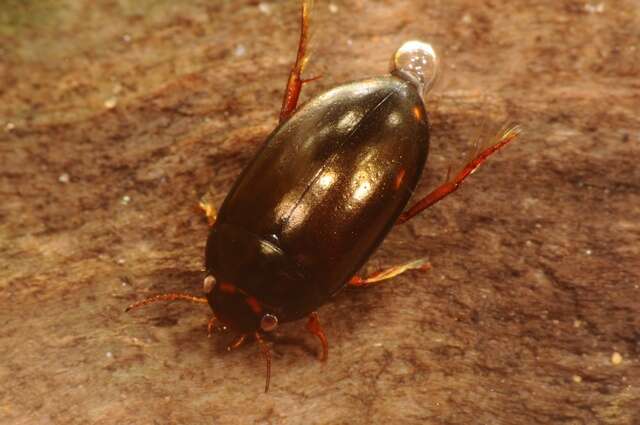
[{"xmin": 1, "ymin": 1, "xmax": 638, "ymax": 424}]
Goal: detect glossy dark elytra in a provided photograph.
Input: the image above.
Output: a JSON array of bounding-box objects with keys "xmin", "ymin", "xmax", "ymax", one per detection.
[
  {"xmin": 126, "ymin": 0, "xmax": 520, "ymax": 392},
  {"xmin": 206, "ymin": 75, "xmax": 429, "ymax": 333}
]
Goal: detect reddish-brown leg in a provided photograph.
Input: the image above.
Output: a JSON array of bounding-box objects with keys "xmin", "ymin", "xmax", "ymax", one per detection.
[
  {"xmin": 125, "ymin": 293, "xmax": 208, "ymax": 312},
  {"xmin": 397, "ymin": 125, "xmax": 522, "ymax": 224},
  {"xmin": 306, "ymin": 311, "xmax": 328, "ymax": 361},
  {"xmin": 254, "ymin": 332, "xmax": 272, "ymax": 393},
  {"xmin": 349, "ymin": 258, "xmax": 432, "ymax": 287},
  {"xmin": 279, "ymin": 0, "xmax": 315, "ymax": 123},
  {"xmin": 226, "ymin": 334, "xmax": 247, "ymax": 352}
]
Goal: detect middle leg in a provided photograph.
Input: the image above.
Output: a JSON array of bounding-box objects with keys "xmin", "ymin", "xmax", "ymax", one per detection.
[{"xmin": 349, "ymin": 258, "xmax": 431, "ymax": 287}]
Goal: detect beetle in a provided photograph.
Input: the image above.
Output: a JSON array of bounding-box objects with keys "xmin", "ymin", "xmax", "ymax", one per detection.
[{"xmin": 126, "ymin": 0, "xmax": 520, "ymax": 392}]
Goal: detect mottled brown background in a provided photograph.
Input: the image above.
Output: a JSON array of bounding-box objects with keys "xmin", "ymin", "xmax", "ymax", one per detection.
[{"xmin": 1, "ymin": 1, "xmax": 639, "ymax": 424}]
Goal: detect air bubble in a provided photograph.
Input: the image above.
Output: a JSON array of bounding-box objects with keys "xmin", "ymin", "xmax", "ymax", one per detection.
[{"xmin": 391, "ymin": 40, "xmax": 439, "ymax": 100}]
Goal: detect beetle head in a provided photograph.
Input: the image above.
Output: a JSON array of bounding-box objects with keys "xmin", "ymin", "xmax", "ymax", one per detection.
[
  {"xmin": 205, "ymin": 279, "xmax": 272, "ymax": 333},
  {"xmin": 203, "ymin": 223, "xmax": 303, "ymax": 334}
]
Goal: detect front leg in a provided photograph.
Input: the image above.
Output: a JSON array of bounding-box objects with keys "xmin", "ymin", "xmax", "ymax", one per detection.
[{"xmin": 306, "ymin": 311, "xmax": 328, "ymax": 361}]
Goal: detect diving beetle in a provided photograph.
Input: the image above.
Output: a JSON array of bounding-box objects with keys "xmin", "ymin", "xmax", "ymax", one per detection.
[{"xmin": 127, "ymin": 0, "xmax": 520, "ymax": 392}]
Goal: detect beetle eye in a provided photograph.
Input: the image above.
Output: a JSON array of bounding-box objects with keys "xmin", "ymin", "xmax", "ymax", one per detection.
[{"xmin": 260, "ymin": 313, "xmax": 278, "ymax": 332}]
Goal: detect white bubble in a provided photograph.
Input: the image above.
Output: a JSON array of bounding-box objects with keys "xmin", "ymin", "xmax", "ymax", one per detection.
[
  {"xmin": 258, "ymin": 2, "xmax": 271, "ymax": 14},
  {"xmin": 611, "ymin": 352, "xmax": 623, "ymax": 365},
  {"xmin": 391, "ymin": 40, "xmax": 439, "ymax": 100},
  {"xmin": 234, "ymin": 44, "xmax": 246, "ymax": 57},
  {"xmin": 585, "ymin": 3, "xmax": 605, "ymax": 13},
  {"xmin": 104, "ymin": 97, "xmax": 118, "ymax": 109}
]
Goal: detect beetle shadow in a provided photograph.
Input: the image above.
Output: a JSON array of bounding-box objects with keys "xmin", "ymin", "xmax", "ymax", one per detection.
[
  {"xmin": 135, "ymin": 269, "xmax": 323, "ymax": 366},
  {"xmin": 267, "ymin": 329, "xmax": 321, "ymax": 360},
  {"xmin": 328, "ymin": 286, "xmax": 384, "ymax": 333},
  {"xmin": 323, "ymin": 255, "xmax": 428, "ymax": 341},
  {"xmin": 127, "ymin": 267, "xmax": 209, "ymax": 340},
  {"xmin": 129, "ymin": 265, "xmax": 412, "ymax": 373},
  {"xmin": 142, "ymin": 267, "xmax": 204, "ymax": 295}
]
